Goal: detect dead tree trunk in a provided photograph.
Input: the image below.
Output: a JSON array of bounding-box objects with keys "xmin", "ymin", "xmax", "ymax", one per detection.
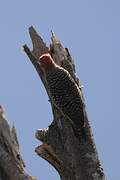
[
  {"xmin": 0, "ymin": 106, "xmax": 36, "ymax": 180},
  {"xmin": 23, "ymin": 26, "xmax": 105, "ymax": 180}
]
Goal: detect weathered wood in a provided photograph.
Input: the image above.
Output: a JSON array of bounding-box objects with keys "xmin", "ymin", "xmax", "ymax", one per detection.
[
  {"xmin": 23, "ymin": 26, "xmax": 105, "ymax": 180},
  {"xmin": 0, "ymin": 106, "xmax": 36, "ymax": 180}
]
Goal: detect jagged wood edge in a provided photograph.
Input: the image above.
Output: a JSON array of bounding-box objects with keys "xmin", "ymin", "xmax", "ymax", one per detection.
[
  {"xmin": 23, "ymin": 26, "xmax": 105, "ymax": 180},
  {"xmin": 0, "ymin": 106, "xmax": 36, "ymax": 180}
]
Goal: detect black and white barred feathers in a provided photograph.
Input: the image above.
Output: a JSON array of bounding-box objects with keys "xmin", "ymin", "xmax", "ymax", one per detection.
[{"xmin": 39, "ymin": 53, "xmax": 86, "ymax": 140}]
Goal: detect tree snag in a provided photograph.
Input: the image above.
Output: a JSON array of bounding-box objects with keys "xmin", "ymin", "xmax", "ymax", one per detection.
[
  {"xmin": 0, "ymin": 105, "xmax": 36, "ymax": 180},
  {"xmin": 23, "ymin": 26, "xmax": 105, "ymax": 180}
]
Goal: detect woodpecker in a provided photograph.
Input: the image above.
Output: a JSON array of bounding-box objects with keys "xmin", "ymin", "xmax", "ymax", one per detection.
[{"xmin": 39, "ymin": 53, "xmax": 86, "ymax": 140}]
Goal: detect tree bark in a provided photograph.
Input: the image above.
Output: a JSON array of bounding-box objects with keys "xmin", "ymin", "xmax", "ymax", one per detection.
[
  {"xmin": 0, "ymin": 106, "xmax": 36, "ymax": 180},
  {"xmin": 23, "ymin": 26, "xmax": 106, "ymax": 180}
]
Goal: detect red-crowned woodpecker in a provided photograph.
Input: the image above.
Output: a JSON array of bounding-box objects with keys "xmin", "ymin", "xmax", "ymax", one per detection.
[{"xmin": 39, "ymin": 53, "xmax": 86, "ymax": 140}]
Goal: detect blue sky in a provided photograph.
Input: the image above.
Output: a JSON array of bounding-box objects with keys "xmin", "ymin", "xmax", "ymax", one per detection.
[{"xmin": 0, "ymin": 0, "xmax": 119, "ymax": 179}]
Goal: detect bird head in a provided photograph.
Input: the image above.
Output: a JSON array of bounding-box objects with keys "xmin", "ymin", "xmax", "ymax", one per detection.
[{"xmin": 39, "ymin": 53, "xmax": 56, "ymax": 71}]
